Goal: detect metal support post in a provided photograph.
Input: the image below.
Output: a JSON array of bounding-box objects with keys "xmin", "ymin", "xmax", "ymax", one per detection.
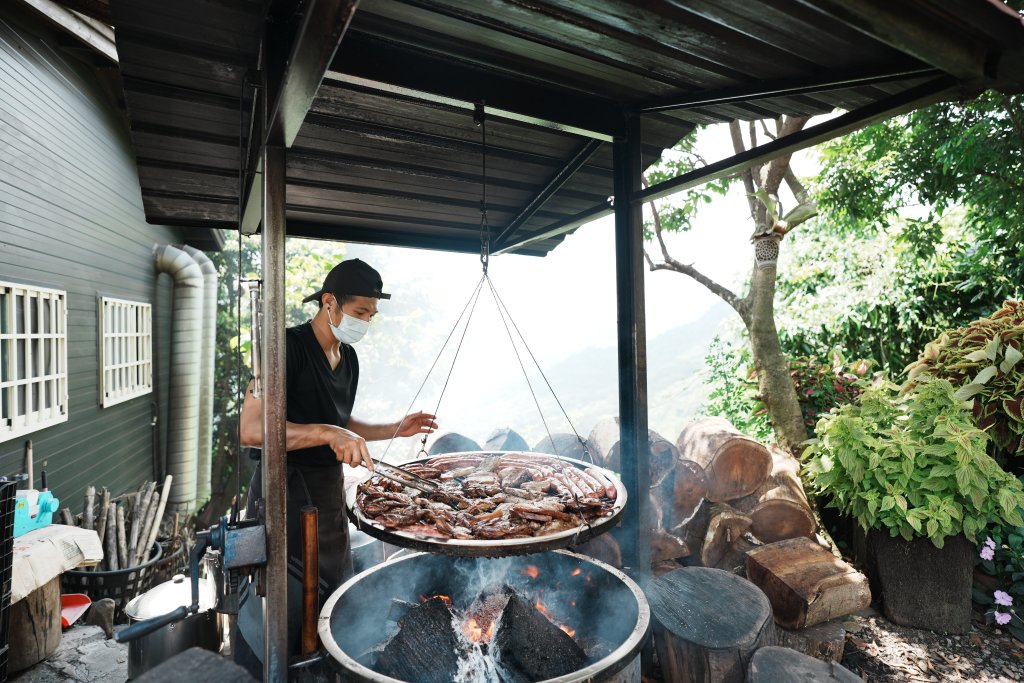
[
  {"xmin": 612, "ymin": 113, "xmax": 651, "ymax": 579},
  {"xmin": 260, "ymin": 139, "xmax": 289, "ymax": 679}
]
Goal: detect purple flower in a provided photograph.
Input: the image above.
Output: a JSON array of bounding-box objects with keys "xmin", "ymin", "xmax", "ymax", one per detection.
[
  {"xmin": 995, "ymin": 591, "xmax": 1014, "ymax": 607},
  {"xmin": 980, "ymin": 545, "xmax": 995, "ymax": 561},
  {"xmin": 985, "ymin": 537, "xmax": 997, "ymax": 549},
  {"xmin": 995, "ymin": 611, "xmax": 1011, "ymax": 626}
]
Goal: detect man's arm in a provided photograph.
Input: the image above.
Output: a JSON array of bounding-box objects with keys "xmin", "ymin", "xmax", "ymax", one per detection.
[
  {"xmin": 239, "ymin": 380, "xmax": 374, "ymax": 468},
  {"xmin": 347, "ymin": 412, "xmax": 438, "ymax": 442}
]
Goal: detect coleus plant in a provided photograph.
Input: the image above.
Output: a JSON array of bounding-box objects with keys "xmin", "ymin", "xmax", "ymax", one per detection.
[
  {"xmin": 905, "ymin": 300, "xmax": 1024, "ymax": 458},
  {"xmin": 802, "ymin": 377, "xmax": 1024, "ymax": 548}
]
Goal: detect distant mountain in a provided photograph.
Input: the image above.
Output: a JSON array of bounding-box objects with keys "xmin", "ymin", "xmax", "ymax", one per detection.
[{"xmin": 446, "ymin": 303, "xmax": 733, "ymax": 446}]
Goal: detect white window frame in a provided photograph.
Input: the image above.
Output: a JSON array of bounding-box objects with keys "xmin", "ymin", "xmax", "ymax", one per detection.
[
  {"xmin": 100, "ymin": 296, "xmax": 153, "ymax": 407},
  {"xmin": 0, "ymin": 281, "xmax": 69, "ymax": 442}
]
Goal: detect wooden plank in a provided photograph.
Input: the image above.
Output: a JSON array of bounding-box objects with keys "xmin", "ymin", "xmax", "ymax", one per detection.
[{"xmin": 746, "ymin": 537, "xmax": 871, "ymax": 629}]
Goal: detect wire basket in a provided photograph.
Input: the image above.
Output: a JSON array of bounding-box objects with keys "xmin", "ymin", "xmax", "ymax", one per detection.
[
  {"xmin": 147, "ymin": 535, "xmax": 188, "ymax": 588},
  {"xmin": 0, "ymin": 480, "xmax": 16, "ymax": 683},
  {"xmin": 60, "ymin": 542, "xmax": 163, "ymax": 622}
]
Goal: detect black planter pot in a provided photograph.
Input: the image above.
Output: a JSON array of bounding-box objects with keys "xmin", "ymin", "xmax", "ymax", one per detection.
[{"xmin": 868, "ymin": 530, "xmax": 973, "ymax": 634}]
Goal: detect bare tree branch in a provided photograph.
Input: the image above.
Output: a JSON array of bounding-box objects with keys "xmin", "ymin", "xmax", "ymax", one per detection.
[
  {"xmin": 763, "ymin": 116, "xmax": 810, "ymax": 194},
  {"xmin": 730, "ymin": 120, "xmax": 759, "ymax": 223},
  {"xmin": 645, "ymin": 190, "xmax": 746, "ymax": 314},
  {"xmin": 759, "ymin": 119, "xmax": 776, "ymax": 141},
  {"xmin": 783, "ymin": 166, "xmax": 811, "ymax": 205}
]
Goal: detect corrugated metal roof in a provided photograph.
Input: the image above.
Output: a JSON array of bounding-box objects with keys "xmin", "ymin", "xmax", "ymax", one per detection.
[{"xmin": 101, "ymin": 0, "xmax": 1024, "ymax": 255}]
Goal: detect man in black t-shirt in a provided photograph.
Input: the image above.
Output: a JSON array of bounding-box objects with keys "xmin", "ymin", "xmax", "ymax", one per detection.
[{"xmin": 234, "ymin": 258, "xmax": 437, "ymax": 672}]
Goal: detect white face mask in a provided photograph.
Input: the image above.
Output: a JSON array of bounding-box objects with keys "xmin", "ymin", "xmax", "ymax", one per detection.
[{"xmin": 327, "ymin": 306, "xmax": 369, "ymax": 345}]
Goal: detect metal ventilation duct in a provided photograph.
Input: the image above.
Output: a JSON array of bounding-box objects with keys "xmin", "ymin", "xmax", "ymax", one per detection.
[
  {"xmin": 154, "ymin": 244, "xmax": 203, "ymax": 511},
  {"xmin": 182, "ymin": 245, "xmax": 217, "ymax": 508}
]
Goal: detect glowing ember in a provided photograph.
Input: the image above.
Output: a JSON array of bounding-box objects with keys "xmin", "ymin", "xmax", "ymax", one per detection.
[
  {"xmin": 559, "ymin": 624, "xmax": 576, "ymax": 637},
  {"xmin": 570, "ymin": 568, "xmax": 582, "ymax": 577},
  {"xmin": 464, "ymin": 617, "xmax": 485, "ymax": 642},
  {"xmin": 534, "ymin": 598, "xmax": 553, "ymax": 620},
  {"xmin": 521, "ymin": 565, "xmax": 540, "ymax": 579},
  {"xmin": 421, "ymin": 594, "xmax": 453, "ymax": 607}
]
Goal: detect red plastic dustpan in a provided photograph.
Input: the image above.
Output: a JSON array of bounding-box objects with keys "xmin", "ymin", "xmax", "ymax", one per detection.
[{"xmin": 61, "ymin": 593, "xmax": 92, "ymax": 629}]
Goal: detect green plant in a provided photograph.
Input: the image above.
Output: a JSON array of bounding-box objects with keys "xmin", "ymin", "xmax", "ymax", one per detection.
[
  {"xmin": 802, "ymin": 377, "xmax": 1024, "ymax": 548},
  {"xmin": 974, "ymin": 515, "xmax": 1024, "ymax": 641},
  {"xmin": 789, "ymin": 354, "xmax": 870, "ymax": 433},
  {"xmin": 905, "ymin": 300, "xmax": 1024, "ymax": 458},
  {"xmin": 701, "ymin": 335, "xmax": 773, "ymax": 441}
]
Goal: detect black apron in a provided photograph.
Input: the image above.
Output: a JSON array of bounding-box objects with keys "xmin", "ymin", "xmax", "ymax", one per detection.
[{"xmin": 236, "ymin": 460, "xmax": 352, "ymax": 663}]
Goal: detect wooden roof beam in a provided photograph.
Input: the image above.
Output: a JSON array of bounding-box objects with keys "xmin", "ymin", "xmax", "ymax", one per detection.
[
  {"xmin": 788, "ymin": 0, "xmax": 994, "ymax": 82},
  {"xmin": 329, "ymin": 31, "xmax": 623, "ymax": 141},
  {"xmin": 636, "ymin": 66, "xmax": 942, "ymax": 113},
  {"xmin": 264, "ymin": 0, "xmax": 360, "ymax": 148},
  {"xmin": 494, "ymin": 138, "xmax": 604, "ymax": 246},
  {"xmin": 634, "ymin": 75, "xmax": 957, "ymax": 205},
  {"xmin": 286, "ymin": 222, "xmax": 518, "ymax": 255},
  {"xmin": 496, "ymin": 75, "xmax": 956, "ymax": 255}
]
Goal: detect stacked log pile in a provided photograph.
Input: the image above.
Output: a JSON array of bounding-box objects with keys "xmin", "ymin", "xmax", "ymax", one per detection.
[{"xmin": 57, "ymin": 475, "xmax": 173, "ymax": 570}]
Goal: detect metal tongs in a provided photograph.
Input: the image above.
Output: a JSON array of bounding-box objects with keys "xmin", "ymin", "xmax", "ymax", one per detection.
[{"xmin": 370, "ymin": 458, "xmax": 439, "ymax": 494}]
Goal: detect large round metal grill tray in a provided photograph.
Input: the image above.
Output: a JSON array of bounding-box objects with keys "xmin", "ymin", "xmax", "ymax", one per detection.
[{"xmin": 347, "ymin": 451, "xmax": 627, "ymax": 557}]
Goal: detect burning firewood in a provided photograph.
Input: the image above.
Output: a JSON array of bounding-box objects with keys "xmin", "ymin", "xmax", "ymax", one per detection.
[
  {"xmin": 494, "ymin": 593, "xmax": 587, "ymax": 681},
  {"xmin": 376, "ymin": 596, "xmax": 463, "ymax": 683}
]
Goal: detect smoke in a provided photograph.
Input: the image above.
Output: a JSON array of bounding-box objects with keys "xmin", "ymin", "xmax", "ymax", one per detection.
[{"xmin": 324, "ymin": 550, "xmax": 647, "ymax": 682}]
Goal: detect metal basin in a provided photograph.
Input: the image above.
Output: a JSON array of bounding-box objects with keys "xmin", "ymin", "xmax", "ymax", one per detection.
[{"xmin": 318, "ymin": 550, "xmax": 650, "ymax": 683}]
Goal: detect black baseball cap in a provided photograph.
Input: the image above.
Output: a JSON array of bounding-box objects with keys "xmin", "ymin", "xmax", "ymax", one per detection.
[{"xmin": 301, "ymin": 258, "xmax": 391, "ymax": 303}]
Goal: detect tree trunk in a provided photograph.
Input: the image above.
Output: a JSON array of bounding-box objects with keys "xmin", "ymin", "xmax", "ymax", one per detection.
[{"xmin": 745, "ymin": 260, "xmax": 808, "ymax": 454}]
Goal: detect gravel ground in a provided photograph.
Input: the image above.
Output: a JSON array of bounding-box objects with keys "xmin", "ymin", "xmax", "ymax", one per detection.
[{"xmin": 841, "ymin": 608, "xmax": 1024, "ymax": 683}]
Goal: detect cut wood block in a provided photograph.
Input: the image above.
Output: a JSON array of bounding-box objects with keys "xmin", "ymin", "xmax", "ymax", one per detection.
[
  {"xmin": 651, "ymin": 528, "xmax": 691, "ymax": 563},
  {"xmin": 649, "ymin": 567, "xmax": 775, "ymax": 683},
  {"xmin": 747, "ymin": 645, "xmax": 861, "ymax": 682},
  {"xmin": 776, "ymin": 619, "xmax": 846, "ymax": 663},
  {"xmin": 746, "ymin": 537, "xmax": 871, "ymax": 630},
  {"xmin": 670, "ymin": 458, "xmax": 708, "ymax": 529},
  {"xmin": 713, "ymin": 533, "xmax": 762, "ymax": 575},
  {"xmin": 9, "ymin": 576, "xmax": 61, "ymax": 673},
  {"xmin": 587, "ymin": 417, "xmax": 680, "ymax": 487},
  {"xmin": 132, "ymin": 647, "xmax": 257, "ymax": 683},
  {"xmin": 732, "ymin": 447, "xmax": 816, "ymax": 543},
  {"xmin": 700, "ymin": 504, "xmax": 752, "ymax": 568},
  {"xmin": 676, "ymin": 417, "xmax": 771, "ymax": 502}
]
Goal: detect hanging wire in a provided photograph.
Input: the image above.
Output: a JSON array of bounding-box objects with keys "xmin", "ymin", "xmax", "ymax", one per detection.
[
  {"xmin": 377, "ymin": 274, "xmax": 486, "ymax": 461},
  {"xmin": 486, "ymin": 279, "xmax": 594, "ymax": 463}
]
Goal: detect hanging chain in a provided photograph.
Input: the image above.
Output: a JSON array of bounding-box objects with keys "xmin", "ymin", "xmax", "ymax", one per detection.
[{"xmin": 475, "ymin": 102, "xmax": 490, "ymax": 275}]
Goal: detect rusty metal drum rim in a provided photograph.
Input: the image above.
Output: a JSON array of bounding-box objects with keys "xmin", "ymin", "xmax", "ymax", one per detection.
[
  {"xmin": 317, "ymin": 549, "xmax": 651, "ymax": 683},
  {"xmin": 346, "ymin": 451, "xmax": 627, "ymax": 557}
]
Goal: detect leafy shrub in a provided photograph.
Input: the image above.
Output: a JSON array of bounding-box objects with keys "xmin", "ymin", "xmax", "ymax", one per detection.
[
  {"xmin": 802, "ymin": 377, "xmax": 1024, "ymax": 548},
  {"xmin": 789, "ymin": 355, "xmax": 869, "ymax": 432},
  {"xmin": 905, "ymin": 300, "xmax": 1024, "ymax": 458}
]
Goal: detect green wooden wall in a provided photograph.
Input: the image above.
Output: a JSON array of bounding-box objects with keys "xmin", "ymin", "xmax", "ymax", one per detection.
[{"xmin": 0, "ymin": 8, "xmax": 184, "ymax": 510}]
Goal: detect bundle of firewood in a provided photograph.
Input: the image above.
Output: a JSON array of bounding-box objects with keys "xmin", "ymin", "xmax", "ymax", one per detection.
[
  {"xmin": 582, "ymin": 416, "xmax": 817, "ymax": 573},
  {"xmin": 58, "ymin": 474, "xmax": 173, "ymax": 571}
]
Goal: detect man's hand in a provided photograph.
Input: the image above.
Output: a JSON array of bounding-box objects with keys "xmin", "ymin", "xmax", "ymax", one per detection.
[
  {"xmin": 324, "ymin": 425, "xmax": 374, "ymax": 469},
  {"xmin": 395, "ymin": 411, "xmax": 438, "ymax": 438}
]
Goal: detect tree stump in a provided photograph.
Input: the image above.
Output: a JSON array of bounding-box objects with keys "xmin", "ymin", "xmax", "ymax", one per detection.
[
  {"xmin": 747, "ymin": 646, "xmax": 862, "ymax": 682},
  {"xmin": 483, "ymin": 427, "xmax": 529, "ymax": 452},
  {"xmin": 533, "ymin": 432, "xmax": 588, "ymax": 460},
  {"xmin": 869, "ymin": 530, "xmax": 972, "ymax": 634},
  {"xmin": 427, "ymin": 432, "xmax": 481, "ymax": 455},
  {"xmin": 777, "ymin": 620, "xmax": 847, "ymax": 662},
  {"xmin": 648, "ymin": 567, "xmax": 775, "ymax": 683},
  {"xmin": 9, "ymin": 576, "xmax": 61, "ymax": 673},
  {"xmin": 676, "ymin": 417, "xmax": 771, "ymax": 502},
  {"xmin": 746, "ymin": 537, "xmax": 871, "ymax": 630},
  {"xmin": 732, "ymin": 447, "xmax": 816, "ymax": 543}
]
